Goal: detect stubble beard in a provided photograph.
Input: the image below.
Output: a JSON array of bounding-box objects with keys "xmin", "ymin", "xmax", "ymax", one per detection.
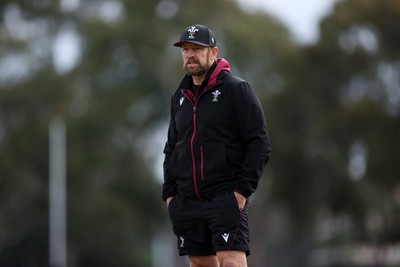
[
  {"xmin": 183, "ymin": 62, "xmax": 209, "ymax": 77},
  {"xmin": 183, "ymin": 49, "xmax": 212, "ymax": 77}
]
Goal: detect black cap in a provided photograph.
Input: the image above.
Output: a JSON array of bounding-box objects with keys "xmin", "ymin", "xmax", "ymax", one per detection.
[{"xmin": 174, "ymin": 24, "xmax": 216, "ymax": 47}]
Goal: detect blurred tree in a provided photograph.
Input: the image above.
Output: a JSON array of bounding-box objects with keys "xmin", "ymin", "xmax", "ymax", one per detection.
[
  {"xmin": 261, "ymin": 0, "xmax": 400, "ymax": 265},
  {"xmin": 0, "ymin": 0, "xmax": 165, "ymax": 266}
]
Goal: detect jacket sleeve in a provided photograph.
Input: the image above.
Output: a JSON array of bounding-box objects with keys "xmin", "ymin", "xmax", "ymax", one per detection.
[
  {"xmin": 228, "ymin": 79, "xmax": 271, "ymax": 197},
  {"xmin": 162, "ymin": 95, "xmax": 178, "ymax": 201}
]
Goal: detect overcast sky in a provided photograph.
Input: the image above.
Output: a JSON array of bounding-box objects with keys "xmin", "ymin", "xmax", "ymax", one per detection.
[{"xmin": 236, "ymin": 0, "xmax": 339, "ymax": 44}]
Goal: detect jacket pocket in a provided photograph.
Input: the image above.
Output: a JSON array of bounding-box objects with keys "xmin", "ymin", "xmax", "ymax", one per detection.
[
  {"xmin": 200, "ymin": 145, "xmax": 205, "ymax": 181},
  {"xmin": 168, "ymin": 142, "xmax": 192, "ymax": 178},
  {"xmin": 199, "ymin": 142, "xmax": 231, "ymax": 181}
]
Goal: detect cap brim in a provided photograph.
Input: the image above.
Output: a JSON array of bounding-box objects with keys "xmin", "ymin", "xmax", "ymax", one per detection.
[{"xmin": 173, "ymin": 40, "xmax": 211, "ymax": 47}]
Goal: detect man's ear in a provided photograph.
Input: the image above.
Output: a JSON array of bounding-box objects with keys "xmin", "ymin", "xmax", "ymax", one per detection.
[{"xmin": 211, "ymin": 47, "xmax": 218, "ymax": 60}]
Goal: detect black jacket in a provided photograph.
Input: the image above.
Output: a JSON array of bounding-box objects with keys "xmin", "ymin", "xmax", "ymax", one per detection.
[{"xmin": 162, "ymin": 58, "xmax": 271, "ymax": 201}]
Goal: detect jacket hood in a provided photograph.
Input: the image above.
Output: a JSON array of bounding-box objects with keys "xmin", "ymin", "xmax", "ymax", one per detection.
[
  {"xmin": 179, "ymin": 58, "xmax": 231, "ymax": 89},
  {"xmin": 208, "ymin": 58, "xmax": 231, "ymax": 86}
]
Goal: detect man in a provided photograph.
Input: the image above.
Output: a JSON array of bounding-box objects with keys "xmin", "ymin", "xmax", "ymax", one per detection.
[{"xmin": 162, "ymin": 24, "xmax": 271, "ymax": 267}]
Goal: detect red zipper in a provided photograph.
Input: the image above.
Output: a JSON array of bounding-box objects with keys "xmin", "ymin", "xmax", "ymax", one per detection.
[
  {"xmin": 182, "ymin": 82, "xmax": 221, "ymax": 201},
  {"xmin": 190, "ymin": 106, "xmax": 202, "ymax": 200},
  {"xmin": 200, "ymin": 145, "xmax": 205, "ymax": 181},
  {"xmin": 182, "ymin": 90, "xmax": 202, "ymax": 200}
]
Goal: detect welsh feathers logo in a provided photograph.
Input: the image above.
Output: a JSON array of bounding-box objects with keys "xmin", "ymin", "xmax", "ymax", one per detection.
[
  {"xmin": 187, "ymin": 26, "xmax": 199, "ymax": 39},
  {"xmin": 212, "ymin": 90, "xmax": 221, "ymax": 102}
]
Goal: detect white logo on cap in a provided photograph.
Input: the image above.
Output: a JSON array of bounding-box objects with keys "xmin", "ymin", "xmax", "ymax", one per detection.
[{"xmin": 187, "ymin": 26, "xmax": 199, "ymax": 39}]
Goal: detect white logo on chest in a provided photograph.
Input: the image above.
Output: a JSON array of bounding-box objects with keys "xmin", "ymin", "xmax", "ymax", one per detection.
[{"xmin": 212, "ymin": 90, "xmax": 221, "ymax": 102}]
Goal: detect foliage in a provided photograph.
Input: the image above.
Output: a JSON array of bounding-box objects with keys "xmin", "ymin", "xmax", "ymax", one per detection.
[{"xmin": 259, "ymin": 0, "xmax": 400, "ymax": 265}]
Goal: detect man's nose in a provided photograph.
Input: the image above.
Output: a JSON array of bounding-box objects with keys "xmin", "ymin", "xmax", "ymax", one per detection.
[{"xmin": 187, "ymin": 49, "xmax": 196, "ymax": 57}]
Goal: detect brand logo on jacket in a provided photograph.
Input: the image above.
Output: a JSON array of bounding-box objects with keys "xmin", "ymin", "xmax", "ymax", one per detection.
[
  {"xmin": 179, "ymin": 236, "xmax": 185, "ymax": 247},
  {"xmin": 212, "ymin": 90, "xmax": 221, "ymax": 102},
  {"xmin": 180, "ymin": 97, "xmax": 184, "ymax": 106},
  {"xmin": 187, "ymin": 26, "xmax": 199, "ymax": 39}
]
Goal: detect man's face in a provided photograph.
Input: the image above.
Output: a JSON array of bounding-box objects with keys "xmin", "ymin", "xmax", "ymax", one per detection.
[{"xmin": 181, "ymin": 43, "xmax": 217, "ymax": 76}]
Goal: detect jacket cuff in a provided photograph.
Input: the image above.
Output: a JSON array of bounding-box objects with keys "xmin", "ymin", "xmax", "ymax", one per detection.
[
  {"xmin": 162, "ymin": 185, "xmax": 177, "ymax": 201},
  {"xmin": 234, "ymin": 180, "xmax": 253, "ymax": 198}
]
